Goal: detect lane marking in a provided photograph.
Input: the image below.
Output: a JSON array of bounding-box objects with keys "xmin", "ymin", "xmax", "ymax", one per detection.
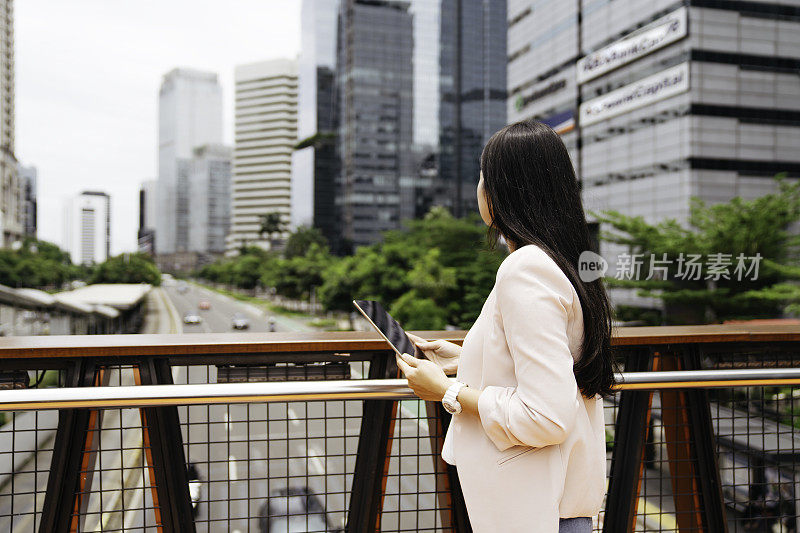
[
  {"xmin": 228, "ymin": 455, "xmax": 238, "ymax": 481},
  {"xmin": 637, "ymin": 491, "xmax": 678, "ymax": 530},
  {"xmin": 287, "ymin": 407, "xmax": 301, "ymax": 427},
  {"xmin": 307, "ymin": 446, "xmax": 326, "ymax": 475}
]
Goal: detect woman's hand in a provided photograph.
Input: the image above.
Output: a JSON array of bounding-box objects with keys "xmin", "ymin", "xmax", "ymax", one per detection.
[
  {"xmin": 395, "ymin": 352, "xmax": 452, "ymax": 402},
  {"xmin": 406, "ymin": 333, "xmax": 461, "ymax": 375}
]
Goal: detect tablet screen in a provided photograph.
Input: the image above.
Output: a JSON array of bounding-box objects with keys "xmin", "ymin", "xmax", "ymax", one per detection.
[{"xmin": 353, "ymin": 300, "xmax": 422, "ymax": 358}]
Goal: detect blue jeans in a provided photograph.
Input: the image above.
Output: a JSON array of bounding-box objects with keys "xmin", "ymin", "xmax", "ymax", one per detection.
[{"xmin": 559, "ymin": 517, "xmax": 592, "ymax": 532}]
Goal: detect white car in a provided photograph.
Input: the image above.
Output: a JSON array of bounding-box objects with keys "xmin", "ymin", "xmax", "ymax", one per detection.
[
  {"xmin": 231, "ymin": 313, "xmax": 250, "ymax": 330},
  {"xmin": 260, "ymin": 486, "xmax": 341, "ymax": 533},
  {"xmin": 183, "ymin": 313, "xmax": 202, "ymax": 325}
]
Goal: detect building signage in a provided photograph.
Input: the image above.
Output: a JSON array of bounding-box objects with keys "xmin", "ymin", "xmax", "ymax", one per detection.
[
  {"xmin": 579, "ymin": 62, "xmax": 689, "ymax": 126},
  {"xmin": 514, "ymin": 78, "xmax": 567, "ymax": 112},
  {"xmin": 541, "ymin": 110, "xmax": 575, "ymax": 135},
  {"xmin": 576, "ymin": 7, "xmax": 687, "ymax": 84}
]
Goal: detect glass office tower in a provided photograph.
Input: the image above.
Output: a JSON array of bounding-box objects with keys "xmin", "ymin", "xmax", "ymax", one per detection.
[
  {"xmin": 315, "ymin": 0, "xmax": 507, "ymax": 249},
  {"xmin": 298, "ymin": 0, "xmax": 342, "ymax": 251},
  {"xmin": 336, "ymin": 0, "xmax": 414, "ymax": 248},
  {"xmin": 438, "ymin": 0, "xmax": 508, "ymax": 218}
]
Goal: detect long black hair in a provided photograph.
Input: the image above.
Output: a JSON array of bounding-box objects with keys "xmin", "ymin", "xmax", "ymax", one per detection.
[{"xmin": 480, "ymin": 119, "xmax": 617, "ymax": 399}]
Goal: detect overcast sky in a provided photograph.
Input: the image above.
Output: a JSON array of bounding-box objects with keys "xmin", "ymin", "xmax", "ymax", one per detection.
[{"xmin": 16, "ymin": 1, "xmax": 301, "ymax": 254}]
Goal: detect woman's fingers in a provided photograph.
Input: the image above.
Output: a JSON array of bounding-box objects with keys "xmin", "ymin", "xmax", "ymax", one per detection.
[
  {"xmin": 415, "ymin": 340, "xmax": 441, "ymax": 351},
  {"xmin": 406, "ymin": 332, "xmax": 426, "ymax": 344},
  {"xmin": 399, "ymin": 352, "xmax": 419, "ymax": 367},
  {"xmin": 395, "ymin": 354, "xmax": 411, "ymax": 375}
]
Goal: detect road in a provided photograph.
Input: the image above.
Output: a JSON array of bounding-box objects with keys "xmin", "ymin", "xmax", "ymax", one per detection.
[
  {"xmin": 166, "ymin": 283, "xmax": 313, "ymax": 334},
  {"xmin": 161, "ymin": 283, "xmax": 442, "ymax": 532}
]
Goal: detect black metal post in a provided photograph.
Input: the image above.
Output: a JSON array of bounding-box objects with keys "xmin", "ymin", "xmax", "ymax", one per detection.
[
  {"xmin": 39, "ymin": 359, "xmax": 97, "ymax": 533},
  {"xmin": 681, "ymin": 344, "xmax": 729, "ymax": 533},
  {"xmin": 602, "ymin": 348, "xmax": 654, "ymax": 533},
  {"xmin": 346, "ymin": 351, "xmax": 397, "ymax": 532},
  {"xmin": 138, "ymin": 357, "xmax": 197, "ymax": 533}
]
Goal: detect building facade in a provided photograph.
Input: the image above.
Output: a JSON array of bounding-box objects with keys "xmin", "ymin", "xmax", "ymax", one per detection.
[
  {"xmin": 336, "ymin": 0, "xmax": 414, "ymax": 248},
  {"xmin": 436, "ymin": 0, "xmax": 508, "ymax": 218},
  {"xmin": 298, "ymin": 0, "xmax": 341, "ymax": 250},
  {"xmin": 0, "ymin": 0, "xmax": 21, "ymax": 246},
  {"xmin": 18, "ymin": 164, "xmax": 35, "ymax": 237},
  {"xmin": 308, "ymin": 0, "xmax": 506, "ymax": 250},
  {"xmin": 138, "ymin": 180, "xmax": 156, "ymax": 255},
  {"xmin": 65, "ymin": 191, "xmax": 110, "ymax": 266},
  {"xmin": 156, "ymin": 68, "xmax": 223, "ymax": 255},
  {"xmin": 189, "ymin": 144, "xmax": 231, "ymax": 255},
  {"xmin": 227, "ymin": 58, "xmax": 298, "ymax": 253},
  {"xmin": 507, "ymin": 0, "xmax": 800, "ymax": 308}
]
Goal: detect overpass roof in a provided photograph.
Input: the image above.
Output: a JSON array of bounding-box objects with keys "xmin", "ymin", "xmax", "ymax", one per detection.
[{"xmin": 55, "ymin": 284, "xmax": 151, "ymax": 311}]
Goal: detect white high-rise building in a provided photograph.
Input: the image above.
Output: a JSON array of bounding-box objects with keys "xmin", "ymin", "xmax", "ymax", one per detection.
[
  {"xmin": 65, "ymin": 191, "xmax": 110, "ymax": 266},
  {"xmin": 189, "ymin": 144, "xmax": 231, "ymax": 255},
  {"xmin": 0, "ymin": 0, "xmax": 22, "ymax": 246},
  {"xmin": 157, "ymin": 68, "xmax": 223, "ymax": 254},
  {"xmin": 227, "ymin": 59, "xmax": 298, "ymax": 253}
]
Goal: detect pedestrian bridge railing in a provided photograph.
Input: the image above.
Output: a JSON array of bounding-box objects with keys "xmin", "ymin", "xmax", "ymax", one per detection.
[{"xmin": 0, "ymin": 325, "xmax": 797, "ymax": 532}]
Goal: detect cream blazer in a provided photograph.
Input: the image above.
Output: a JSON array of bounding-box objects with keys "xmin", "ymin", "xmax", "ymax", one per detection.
[{"xmin": 441, "ymin": 244, "xmax": 607, "ymax": 532}]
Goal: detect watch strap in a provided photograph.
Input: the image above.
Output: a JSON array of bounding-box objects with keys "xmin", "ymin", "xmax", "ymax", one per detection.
[{"xmin": 442, "ymin": 381, "xmax": 467, "ymax": 413}]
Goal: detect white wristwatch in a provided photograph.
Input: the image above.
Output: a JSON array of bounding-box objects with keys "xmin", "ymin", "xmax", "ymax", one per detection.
[{"xmin": 442, "ymin": 381, "xmax": 467, "ymax": 414}]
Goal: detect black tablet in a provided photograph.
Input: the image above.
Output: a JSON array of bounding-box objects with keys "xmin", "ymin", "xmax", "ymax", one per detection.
[{"xmin": 352, "ymin": 300, "xmax": 422, "ymax": 358}]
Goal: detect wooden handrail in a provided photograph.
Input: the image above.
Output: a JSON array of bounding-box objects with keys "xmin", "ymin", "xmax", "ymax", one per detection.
[{"xmin": 0, "ymin": 324, "xmax": 797, "ymax": 358}]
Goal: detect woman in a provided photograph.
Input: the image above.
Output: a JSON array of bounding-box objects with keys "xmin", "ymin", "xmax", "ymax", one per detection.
[{"xmin": 395, "ymin": 120, "xmax": 617, "ymax": 533}]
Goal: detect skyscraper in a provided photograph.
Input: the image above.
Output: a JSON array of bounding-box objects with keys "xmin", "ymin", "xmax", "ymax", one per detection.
[
  {"xmin": 0, "ymin": 0, "xmax": 22, "ymax": 246},
  {"xmin": 65, "ymin": 191, "xmax": 110, "ymax": 266},
  {"xmin": 157, "ymin": 68, "xmax": 223, "ymax": 255},
  {"xmin": 297, "ymin": 0, "xmax": 341, "ymax": 250},
  {"xmin": 228, "ymin": 59, "xmax": 298, "ymax": 253},
  {"xmin": 189, "ymin": 144, "xmax": 231, "ymax": 256},
  {"xmin": 18, "ymin": 164, "xmax": 35, "ymax": 237},
  {"xmin": 437, "ymin": 0, "xmax": 507, "ymax": 218},
  {"xmin": 138, "ymin": 180, "xmax": 156, "ymax": 255},
  {"xmin": 336, "ymin": 0, "xmax": 414, "ymax": 248}
]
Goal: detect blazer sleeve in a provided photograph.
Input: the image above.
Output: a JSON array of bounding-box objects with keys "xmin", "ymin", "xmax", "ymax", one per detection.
[{"xmin": 476, "ymin": 248, "xmax": 581, "ymax": 451}]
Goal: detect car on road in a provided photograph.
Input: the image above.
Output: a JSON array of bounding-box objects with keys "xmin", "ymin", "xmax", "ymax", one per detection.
[
  {"xmin": 231, "ymin": 313, "xmax": 250, "ymax": 330},
  {"xmin": 259, "ymin": 486, "xmax": 341, "ymax": 533},
  {"xmin": 187, "ymin": 463, "xmax": 202, "ymax": 518},
  {"xmin": 198, "ymin": 300, "xmax": 211, "ymax": 310},
  {"xmin": 183, "ymin": 313, "xmax": 202, "ymax": 325},
  {"xmin": 177, "ymin": 282, "xmax": 189, "ymax": 294}
]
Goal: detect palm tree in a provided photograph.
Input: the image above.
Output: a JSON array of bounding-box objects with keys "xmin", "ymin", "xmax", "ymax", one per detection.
[{"xmin": 259, "ymin": 213, "xmax": 286, "ymax": 249}]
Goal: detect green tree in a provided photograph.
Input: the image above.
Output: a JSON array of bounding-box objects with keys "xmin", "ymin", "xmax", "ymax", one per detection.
[
  {"xmin": 0, "ymin": 238, "xmax": 82, "ymax": 289},
  {"xmin": 90, "ymin": 253, "xmax": 162, "ymax": 286},
  {"xmin": 389, "ymin": 291, "xmax": 449, "ymax": 330},
  {"xmin": 318, "ymin": 207, "xmax": 506, "ymax": 329},
  {"xmin": 231, "ymin": 254, "xmax": 263, "ymax": 290},
  {"xmin": 593, "ymin": 176, "xmax": 800, "ymax": 323},
  {"xmin": 262, "ymin": 242, "xmax": 331, "ymax": 299},
  {"xmin": 259, "ymin": 213, "xmax": 287, "ymax": 247},
  {"xmin": 284, "ymin": 226, "xmax": 328, "ymax": 259}
]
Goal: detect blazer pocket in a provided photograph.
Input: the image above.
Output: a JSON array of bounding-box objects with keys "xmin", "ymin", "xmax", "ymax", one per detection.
[{"xmin": 496, "ymin": 445, "xmax": 541, "ymax": 466}]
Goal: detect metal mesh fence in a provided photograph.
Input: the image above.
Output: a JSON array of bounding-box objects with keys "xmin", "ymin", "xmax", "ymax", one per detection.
[{"xmin": 0, "ymin": 348, "xmax": 798, "ymax": 531}]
